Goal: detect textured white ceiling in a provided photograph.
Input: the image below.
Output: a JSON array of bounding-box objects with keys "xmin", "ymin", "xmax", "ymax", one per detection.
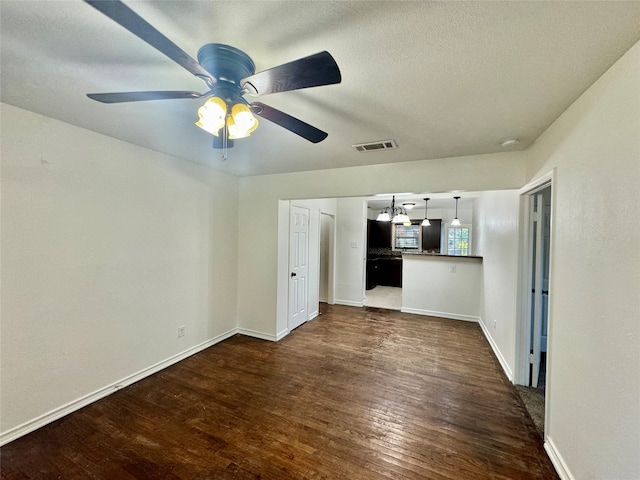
[{"xmin": 2, "ymin": 1, "xmax": 639, "ymax": 177}]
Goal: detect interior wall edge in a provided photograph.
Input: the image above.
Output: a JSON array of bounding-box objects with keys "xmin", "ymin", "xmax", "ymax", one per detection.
[
  {"xmin": 544, "ymin": 437, "xmax": 575, "ymax": 480},
  {"xmin": 477, "ymin": 316, "xmax": 514, "ymax": 381}
]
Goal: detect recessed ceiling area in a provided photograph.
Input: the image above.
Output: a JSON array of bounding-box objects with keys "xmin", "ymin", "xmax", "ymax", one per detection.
[{"xmin": 1, "ymin": 1, "xmax": 639, "ymax": 176}]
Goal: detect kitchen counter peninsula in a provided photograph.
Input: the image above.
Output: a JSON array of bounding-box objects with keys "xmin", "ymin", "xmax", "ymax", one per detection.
[
  {"xmin": 401, "ymin": 253, "xmax": 483, "ymax": 322},
  {"xmin": 402, "ymin": 252, "xmax": 483, "ymax": 259}
]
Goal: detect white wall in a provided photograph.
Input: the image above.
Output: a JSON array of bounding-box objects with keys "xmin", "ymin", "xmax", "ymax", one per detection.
[
  {"xmin": 402, "ymin": 255, "xmax": 483, "ymax": 321},
  {"xmin": 334, "ymin": 198, "xmax": 367, "ymax": 306},
  {"xmin": 524, "ymin": 41, "xmax": 640, "ymax": 479},
  {"xmin": 473, "ymin": 190, "xmax": 521, "ymax": 379},
  {"xmin": 0, "ymin": 104, "xmax": 239, "ymax": 444}
]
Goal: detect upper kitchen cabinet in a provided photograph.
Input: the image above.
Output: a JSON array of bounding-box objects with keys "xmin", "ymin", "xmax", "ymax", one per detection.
[
  {"xmin": 367, "ymin": 220, "xmax": 392, "ymax": 249},
  {"xmin": 422, "ymin": 219, "xmax": 442, "ymax": 253}
]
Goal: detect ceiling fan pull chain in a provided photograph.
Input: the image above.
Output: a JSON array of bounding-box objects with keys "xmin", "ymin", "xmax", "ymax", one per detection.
[{"xmin": 221, "ymin": 122, "xmax": 228, "ymax": 161}]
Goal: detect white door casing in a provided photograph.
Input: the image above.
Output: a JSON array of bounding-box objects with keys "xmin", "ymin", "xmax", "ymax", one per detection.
[
  {"xmin": 531, "ymin": 192, "xmax": 544, "ymax": 388},
  {"xmin": 289, "ymin": 205, "xmax": 310, "ymax": 331}
]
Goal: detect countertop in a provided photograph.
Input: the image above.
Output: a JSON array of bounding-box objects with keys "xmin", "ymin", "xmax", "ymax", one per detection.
[{"xmin": 402, "ymin": 252, "xmax": 483, "ymax": 259}]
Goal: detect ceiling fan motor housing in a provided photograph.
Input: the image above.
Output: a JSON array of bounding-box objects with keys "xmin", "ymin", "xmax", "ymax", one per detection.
[{"xmin": 197, "ymin": 43, "xmax": 255, "ymax": 86}]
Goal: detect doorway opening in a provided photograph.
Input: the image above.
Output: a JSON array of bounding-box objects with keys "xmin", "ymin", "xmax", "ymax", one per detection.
[
  {"xmin": 516, "ymin": 177, "xmax": 553, "ymax": 438},
  {"xmin": 319, "ymin": 212, "xmax": 335, "ymax": 306},
  {"xmin": 364, "ymin": 218, "xmax": 403, "ymax": 310}
]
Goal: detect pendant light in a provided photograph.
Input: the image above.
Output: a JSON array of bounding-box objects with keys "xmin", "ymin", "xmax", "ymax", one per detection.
[
  {"xmin": 421, "ymin": 198, "xmax": 431, "ymax": 226},
  {"xmin": 451, "ymin": 196, "xmax": 461, "ymax": 226}
]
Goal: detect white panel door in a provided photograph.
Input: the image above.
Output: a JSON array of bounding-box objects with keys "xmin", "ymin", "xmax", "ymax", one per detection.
[{"xmin": 289, "ymin": 205, "xmax": 310, "ymax": 331}]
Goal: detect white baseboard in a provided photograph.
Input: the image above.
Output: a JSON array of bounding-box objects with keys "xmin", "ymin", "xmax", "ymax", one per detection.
[
  {"xmin": 237, "ymin": 327, "xmax": 279, "ymax": 342},
  {"xmin": 275, "ymin": 328, "xmax": 289, "ymax": 341},
  {"xmin": 308, "ymin": 310, "xmax": 319, "ymax": 321},
  {"xmin": 335, "ymin": 299, "xmax": 364, "ymax": 307},
  {"xmin": 400, "ymin": 307, "xmax": 480, "ymax": 323},
  {"xmin": 545, "ymin": 436, "xmax": 573, "ymax": 480},
  {"xmin": 0, "ymin": 327, "xmax": 238, "ymax": 447},
  {"xmin": 477, "ymin": 318, "xmax": 513, "ymax": 381}
]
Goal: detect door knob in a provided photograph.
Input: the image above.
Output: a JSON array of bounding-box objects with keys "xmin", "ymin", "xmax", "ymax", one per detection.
[{"xmin": 291, "ymin": 272, "xmax": 297, "ymax": 278}]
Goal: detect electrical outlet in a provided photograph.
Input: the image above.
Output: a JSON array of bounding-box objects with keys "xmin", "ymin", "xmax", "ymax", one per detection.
[
  {"xmin": 493, "ymin": 319, "xmax": 497, "ymax": 329},
  {"xmin": 351, "ymin": 241, "xmax": 358, "ymax": 248},
  {"xmin": 178, "ymin": 326, "xmax": 185, "ymax": 338},
  {"xmin": 450, "ymin": 265, "xmax": 457, "ymax": 273}
]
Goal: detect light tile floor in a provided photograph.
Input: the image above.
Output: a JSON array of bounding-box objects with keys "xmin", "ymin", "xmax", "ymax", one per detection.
[{"xmin": 364, "ymin": 286, "xmax": 402, "ymax": 310}]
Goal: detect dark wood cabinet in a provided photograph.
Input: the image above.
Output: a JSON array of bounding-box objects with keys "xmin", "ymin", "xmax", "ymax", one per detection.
[
  {"xmin": 367, "ymin": 220, "xmax": 392, "ymax": 248},
  {"xmin": 421, "ymin": 219, "xmax": 442, "ymax": 252},
  {"xmin": 366, "ymin": 257, "xmax": 402, "ymax": 289},
  {"xmin": 379, "ymin": 258, "xmax": 402, "ymax": 287}
]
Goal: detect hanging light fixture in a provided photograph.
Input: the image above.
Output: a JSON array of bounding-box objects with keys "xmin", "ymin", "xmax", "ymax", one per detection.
[
  {"xmin": 421, "ymin": 198, "xmax": 431, "ymax": 226},
  {"xmin": 451, "ymin": 196, "xmax": 461, "ymax": 226},
  {"xmin": 195, "ymin": 97, "xmax": 259, "ymax": 139},
  {"xmin": 376, "ymin": 195, "xmax": 411, "ymax": 224}
]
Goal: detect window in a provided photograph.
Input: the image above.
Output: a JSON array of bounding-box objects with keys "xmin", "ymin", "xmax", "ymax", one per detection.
[
  {"xmin": 447, "ymin": 226, "xmax": 470, "ymax": 256},
  {"xmin": 393, "ymin": 224, "xmax": 421, "ymax": 250}
]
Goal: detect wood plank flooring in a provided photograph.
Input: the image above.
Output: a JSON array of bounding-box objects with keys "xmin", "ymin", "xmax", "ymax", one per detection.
[{"xmin": 1, "ymin": 304, "xmax": 558, "ymax": 479}]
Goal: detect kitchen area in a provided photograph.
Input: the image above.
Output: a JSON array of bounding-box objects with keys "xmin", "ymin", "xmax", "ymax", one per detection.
[{"xmin": 365, "ymin": 195, "xmax": 483, "ymax": 321}]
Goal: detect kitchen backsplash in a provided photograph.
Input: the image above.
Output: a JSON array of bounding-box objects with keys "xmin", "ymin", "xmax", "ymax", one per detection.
[{"xmin": 367, "ymin": 247, "xmax": 401, "ymax": 257}]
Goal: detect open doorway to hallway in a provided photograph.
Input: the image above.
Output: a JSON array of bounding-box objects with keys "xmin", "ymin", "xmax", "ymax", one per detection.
[
  {"xmin": 319, "ymin": 212, "xmax": 335, "ymax": 306},
  {"xmin": 516, "ymin": 179, "xmax": 553, "ymax": 438}
]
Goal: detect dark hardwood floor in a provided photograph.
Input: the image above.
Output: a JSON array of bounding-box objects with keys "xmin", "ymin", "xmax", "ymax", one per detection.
[{"xmin": 1, "ymin": 304, "xmax": 558, "ymax": 479}]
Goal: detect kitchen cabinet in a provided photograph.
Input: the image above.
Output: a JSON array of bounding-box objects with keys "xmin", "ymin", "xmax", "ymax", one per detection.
[
  {"xmin": 366, "ymin": 257, "xmax": 402, "ymax": 289},
  {"xmin": 367, "ymin": 220, "xmax": 392, "ymax": 248},
  {"xmin": 421, "ymin": 219, "xmax": 442, "ymax": 253}
]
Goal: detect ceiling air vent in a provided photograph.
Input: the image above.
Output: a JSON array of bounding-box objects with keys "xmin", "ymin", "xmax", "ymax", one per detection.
[{"xmin": 352, "ymin": 139, "xmax": 397, "ymax": 152}]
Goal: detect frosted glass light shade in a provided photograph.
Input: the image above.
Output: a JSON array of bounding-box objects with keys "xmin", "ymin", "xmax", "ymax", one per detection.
[
  {"xmin": 195, "ymin": 97, "xmax": 227, "ymax": 135},
  {"xmin": 377, "ymin": 211, "xmax": 391, "ymax": 222},
  {"xmin": 451, "ymin": 217, "xmax": 461, "ymax": 226},
  {"xmin": 393, "ymin": 213, "xmax": 410, "ymax": 224},
  {"xmin": 228, "ymin": 103, "xmax": 258, "ymax": 139},
  {"xmin": 421, "ymin": 218, "xmax": 431, "ymax": 226}
]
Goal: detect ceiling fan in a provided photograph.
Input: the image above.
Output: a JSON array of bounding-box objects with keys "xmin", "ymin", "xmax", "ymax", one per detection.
[{"xmin": 83, "ymin": 0, "xmax": 342, "ymax": 152}]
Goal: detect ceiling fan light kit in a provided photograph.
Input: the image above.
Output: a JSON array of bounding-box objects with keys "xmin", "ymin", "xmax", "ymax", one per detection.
[{"xmin": 83, "ymin": 1, "xmax": 341, "ymax": 158}]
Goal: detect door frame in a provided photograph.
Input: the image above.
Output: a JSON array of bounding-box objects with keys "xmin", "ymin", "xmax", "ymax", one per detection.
[{"xmin": 516, "ymin": 170, "xmax": 555, "ymax": 388}]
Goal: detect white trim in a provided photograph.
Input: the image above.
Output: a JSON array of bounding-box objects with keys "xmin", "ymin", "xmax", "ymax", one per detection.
[
  {"xmin": 478, "ymin": 318, "xmax": 513, "ymax": 381},
  {"xmin": 544, "ymin": 437, "xmax": 573, "ymax": 480},
  {"xmin": 238, "ymin": 328, "xmax": 280, "ymax": 342},
  {"xmin": 335, "ymin": 299, "xmax": 364, "ymax": 307},
  {"xmin": 275, "ymin": 328, "xmax": 289, "ymax": 341},
  {"xmin": 519, "ymin": 169, "xmax": 554, "ymax": 195},
  {"xmin": 400, "ymin": 307, "xmax": 480, "ymax": 323},
  {"xmin": 308, "ymin": 310, "xmax": 319, "ymax": 321},
  {"xmin": 0, "ymin": 327, "xmax": 238, "ymax": 447},
  {"xmin": 516, "ymin": 170, "xmax": 556, "ymax": 385}
]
